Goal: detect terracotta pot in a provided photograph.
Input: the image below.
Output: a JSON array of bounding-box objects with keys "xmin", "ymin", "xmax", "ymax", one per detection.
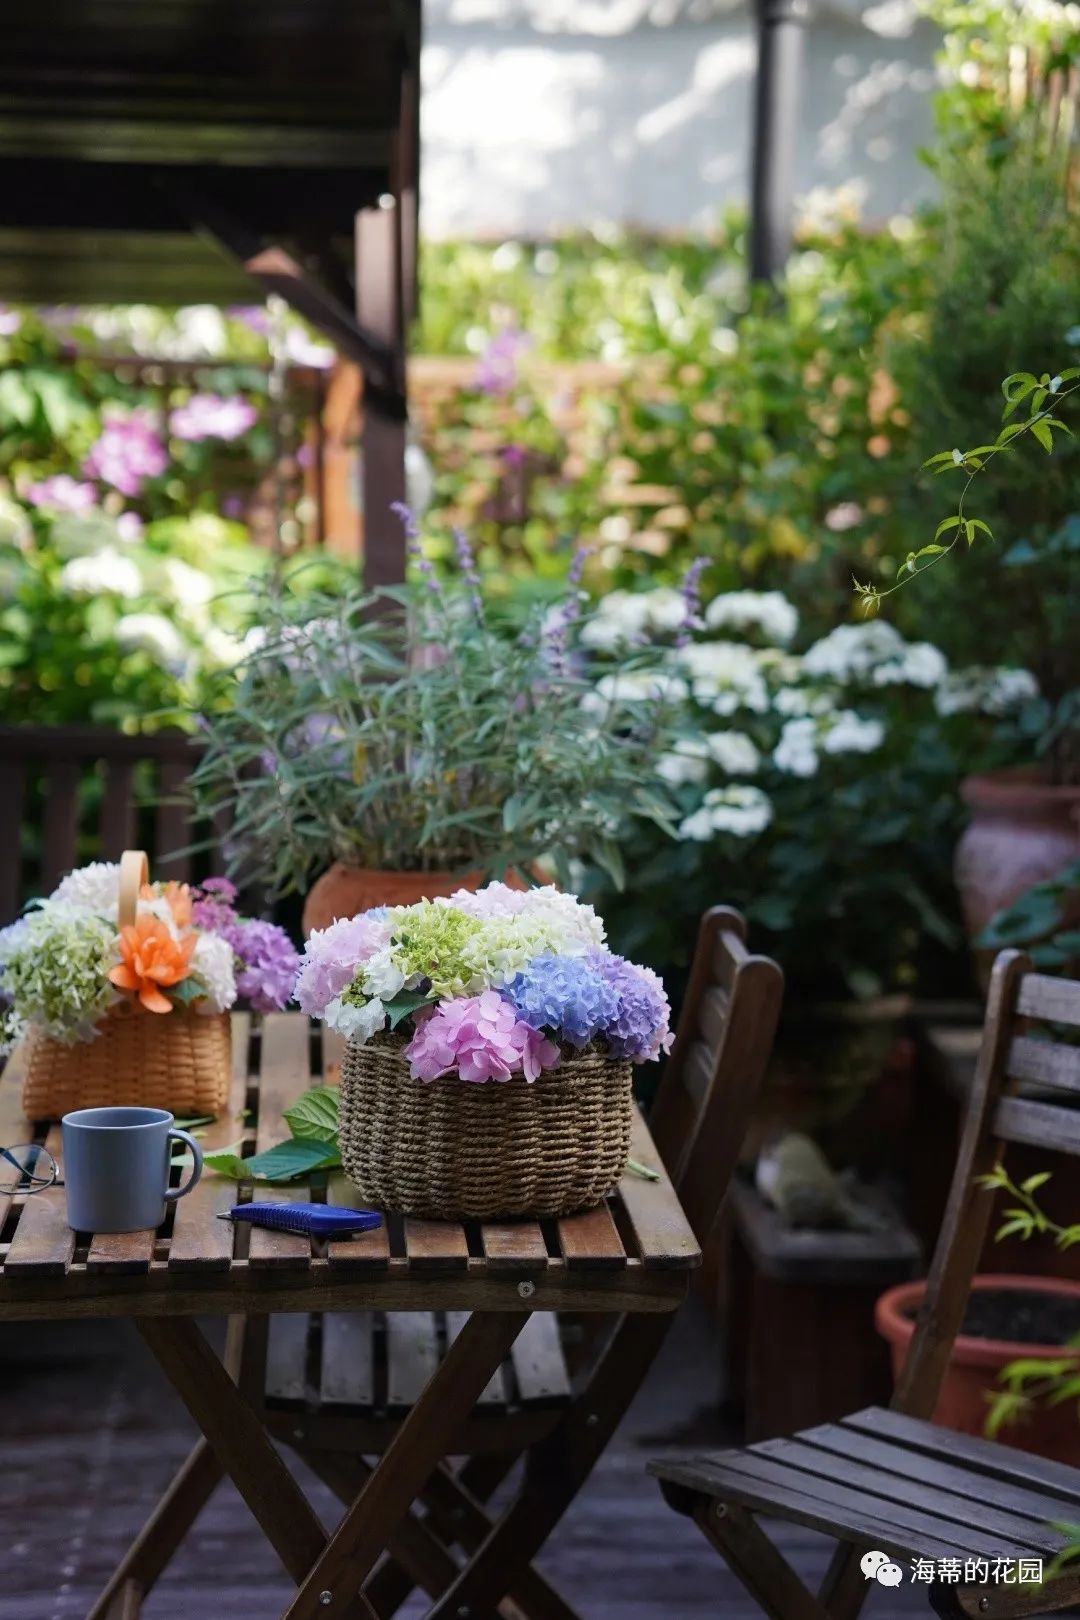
[
  {"xmin": 954, "ymin": 770, "xmax": 1080, "ymax": 973},
  {"xmin": 876, "ymin": 1274, "xmax": 1080, "ymax": 1464},
  {"xmin": 301, "ymin": 862, "xmax": 526, "ymax": 936}
]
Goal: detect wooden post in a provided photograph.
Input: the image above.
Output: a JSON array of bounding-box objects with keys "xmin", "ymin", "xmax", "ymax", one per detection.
[
  {"xmin": 749, "ymin": 0, "xmax": 811, "ymax": 283},
  {"xmin": 356, "ymin": 202, "xmax": 407, "ymax": 589}
]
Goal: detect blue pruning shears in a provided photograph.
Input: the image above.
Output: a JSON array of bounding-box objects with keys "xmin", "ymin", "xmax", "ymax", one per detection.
[{"xmin": 218, "ymin": 1203, "xmax": 383, "ymax": 1238}]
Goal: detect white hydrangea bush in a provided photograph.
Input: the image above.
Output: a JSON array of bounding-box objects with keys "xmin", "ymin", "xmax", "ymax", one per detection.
[{"xmin": 585, "ymin": 584, "xmax": 1038, "ymax": 855}]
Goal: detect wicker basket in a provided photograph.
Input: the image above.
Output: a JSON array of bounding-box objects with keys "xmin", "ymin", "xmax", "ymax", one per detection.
[
  {"xmin": 338, "ymin": 1032, "xmax": 633, "ymax": 1219},
  {"xmin": 20, "ymin": 849, "xmax": 232, "ymax": 1122}
]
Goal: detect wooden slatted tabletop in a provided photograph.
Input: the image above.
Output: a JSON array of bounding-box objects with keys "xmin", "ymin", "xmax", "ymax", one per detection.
[{"xmin": 0, "ymin": 1012, "xmax": 699, "ymax": 1323}]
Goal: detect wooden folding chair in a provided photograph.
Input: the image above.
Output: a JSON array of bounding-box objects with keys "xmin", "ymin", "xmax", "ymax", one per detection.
[
  {"xmin": 97, "ymin": 905, "xmax": 781, "ymax": 1619},
  {"xmin": 650, "ymin": 949, "xmax": 1080, "ymax": 1620}
]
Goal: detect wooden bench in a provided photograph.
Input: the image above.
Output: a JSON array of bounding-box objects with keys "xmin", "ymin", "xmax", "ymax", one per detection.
[
  {"xmin": 651, "ymin": 951, "xmax": 1080, "ymax": 1620},
  {"xmin": 0, "ymin": 724, "xmax": 218, "ymax": 926}
]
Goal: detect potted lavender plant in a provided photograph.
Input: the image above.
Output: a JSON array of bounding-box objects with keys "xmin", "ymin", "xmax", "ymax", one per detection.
[{"xmin": 190, "ymin": 512, "xmax": 687, "ymax": 933}]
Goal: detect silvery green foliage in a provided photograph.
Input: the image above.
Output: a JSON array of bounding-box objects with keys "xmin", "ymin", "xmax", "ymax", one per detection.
[{"xmin": 189, "ymin": 565, "xmax": 681, "ymax": 897}]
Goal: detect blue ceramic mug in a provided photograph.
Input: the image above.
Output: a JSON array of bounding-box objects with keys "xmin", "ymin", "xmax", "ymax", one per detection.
[{"xmin": 61, "ymin": 1106, "xmax": 203, "ymax": 1234}]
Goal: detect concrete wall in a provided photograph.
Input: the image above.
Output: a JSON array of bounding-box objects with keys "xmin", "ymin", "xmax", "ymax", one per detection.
[{"xmin": 420, "ymin": 0, "xmax": 941, "ymax": 237}]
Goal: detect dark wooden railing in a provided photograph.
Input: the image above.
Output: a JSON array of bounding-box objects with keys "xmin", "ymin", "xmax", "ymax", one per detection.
[{"xmin": 0, "ymin": 725, "xmax": 221, "ymax": 925}]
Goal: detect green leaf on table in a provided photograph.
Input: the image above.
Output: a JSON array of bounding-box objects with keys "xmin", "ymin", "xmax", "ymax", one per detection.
[
  {"xmin": 284, "ymin": 1084, "xmax": 340, "ymax": 1143},
  {"xmin": 383, "ymin": 989, "xmax": 438, "ymax": 1030},
  {"xmin": 206, "ymin": 1137, "xmax": 342, "ymax": 1183}
]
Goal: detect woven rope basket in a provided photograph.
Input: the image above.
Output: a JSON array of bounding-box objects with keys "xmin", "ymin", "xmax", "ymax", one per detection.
[
  {"xmin": 338, "ymin": 1032, "xmax": 633, "ymax": 1220},
  {"xmin": 21, "ymin": 850, "xmax": 232, "ymax": 1122}
]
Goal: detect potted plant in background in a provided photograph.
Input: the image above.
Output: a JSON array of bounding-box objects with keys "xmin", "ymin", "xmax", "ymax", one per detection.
[{"xmin": 190, "ymin": 515, "xmax": 686, "ymax": 933}]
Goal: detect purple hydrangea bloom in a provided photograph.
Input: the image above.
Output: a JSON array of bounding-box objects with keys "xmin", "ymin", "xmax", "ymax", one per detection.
[
  {"xmin": 502, "ymin": 953, "xmax": 620, "ymax": 1050},
  {"xmin": 84, "ymin": 411, "xmax": 168, "ymax": 497},
  {"xmin": 224, "ymin": 918, "xmax": 300, "ymax": 1013},
  {"xmin": 294, "ymin": 912, "xmax": 393, "ymax": 1017},
  {"xmin": 475, "ymin": 328, "xmax": 532, "ymax": 396},
  {"xmin": 588, "ymin": 952, "xmax": 673, "ymax": 1064},
  {"xmin": 170, "ymin": 393, "xmax": 259, "ymax": 442},
  {"xmin": 26, "ymin": 475, "xmax": 97, "ymax": 513}
]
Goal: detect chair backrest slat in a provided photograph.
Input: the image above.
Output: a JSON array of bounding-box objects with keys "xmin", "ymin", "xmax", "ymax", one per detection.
[
  {"xmin": 1016, "ymin": 972, "xmax": 1080, "ymax": 1023},
  {"xmin": 0, "ymin": 761, "xmax": 26, "ymax": 925},
  {"xmin": 650, "ymin": 906, "xmax": 783, "ymax": 1250},
  {"xmin": 1005, "ymin": 1033, "xmax": 1080, "ymax": 1095},
  {"xmin": 993, "ymin": 1094, "xmax": 1080, "ymax": 1153},
  {"xmin": 893, "ymin": 949, "xmax": 1080, "ymax": 1422}
]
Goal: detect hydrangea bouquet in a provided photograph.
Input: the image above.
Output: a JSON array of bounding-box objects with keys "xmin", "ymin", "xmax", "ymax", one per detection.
[
  {"xmin": 0, "ymin": 863, "xmax": 298, "ymax": 1055},
  {"xmin": 295, "ymin": 882, "xmax": 672, "ymax": 1080},
  {"xmin": 295, "ymin": 883, "xmax": 673, "ymax": 1218}
]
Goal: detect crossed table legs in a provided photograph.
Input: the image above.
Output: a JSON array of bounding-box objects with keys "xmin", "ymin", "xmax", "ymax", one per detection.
[{"xmin": 88, "ymin": 1309, "xmax": 674, "ymax": 1620}]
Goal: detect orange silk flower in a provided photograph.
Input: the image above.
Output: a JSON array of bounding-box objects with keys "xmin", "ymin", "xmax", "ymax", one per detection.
[
  {"xmin": 142, "ymin": 880, "xmax": 193, "ymax": 929},
  {"xmin": 109, "ymin": 915, "xmax": 197, "ymax": 1014}
]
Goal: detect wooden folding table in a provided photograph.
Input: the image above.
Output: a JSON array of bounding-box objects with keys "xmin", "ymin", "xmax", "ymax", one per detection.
[{"xmin": 0, "ymin": 1012, "xmax": 700, "ymax": 1620}]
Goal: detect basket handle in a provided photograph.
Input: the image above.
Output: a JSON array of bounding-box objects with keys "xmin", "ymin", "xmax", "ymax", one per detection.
[{"xmin": 118, "ymin": 850, "xmax": 150, "ymax": 929}]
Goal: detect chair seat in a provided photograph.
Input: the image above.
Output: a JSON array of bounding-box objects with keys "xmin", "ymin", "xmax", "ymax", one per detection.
[
  {"xmin": 264, "ymin": 1310, "xmax": 572, "ymax": 1452},
  {"xmin": 650, "ymin": 1406, "xmax": 1080, "ymax": 1569}
]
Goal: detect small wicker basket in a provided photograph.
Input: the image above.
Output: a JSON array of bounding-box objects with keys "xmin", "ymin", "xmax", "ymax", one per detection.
[
  {"xmin": 21, "ymin": 850, "xmax": 232, "ymax": 1122},
  {"xmin": 338, "ymin": 1032, "xmax": 633, "ymax": 1219}
]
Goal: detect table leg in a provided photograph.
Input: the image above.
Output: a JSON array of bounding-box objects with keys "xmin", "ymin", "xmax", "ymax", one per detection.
[
  {"xmin": 282, "ymin": 1311, "xmax": 530, "ymax": 1620},
  {"xmin": 88, "ymin": 1315, "xmax": 250, "ymax": 1620},
  {"xmin": 421, "ymin": 1312, "xmax": 675, "ymax": 1620}
]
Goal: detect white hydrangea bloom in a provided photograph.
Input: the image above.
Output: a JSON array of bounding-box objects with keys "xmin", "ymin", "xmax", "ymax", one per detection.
[
  {"xmin": 657, "ymin": 741, "xmax": 711, "ymax": 787},
  {"xmin": 772, "ymin": 686, "xmax": 836, "ymax": 718},
  {"xmin": 704, "ymin": 591, "xmax": 798, "ymax": 647},
  {"xmin": 162, "ymin": 558, "xmax": 215, "ymax": 614},
  {"xmin": 190, "ymin": 931, "xmax": 237, "ymax": 1013},
  {"xmin": 586, "ymin": 670, "xmax": 689, "ymax": 711},
  {"xmin": 821, "ymin": 710, "xmax": 886, "ymax": 754},
  {"xmin": 579, "ymin": 591, "xmax": 651, "ymax": 651},
  {"xmin": 641, "ymin": 587, "xmax": 690, "ymax": 634},
  {"xmin": 801, "ymin": 620, "xmax": 907, "ymax": 681},
  {"xmin": 51, "ymin": 861, "xmax": 121, "ymax": 912},
  {"xmin": 935, "ymin": 666, "xmax": 1039, "ymax": 717},
  {"xmin": 679, "ymin": 785, "xmax": 773, "ymax": 841},
  {"xmin": 703, "ymin": 730, "xmax": 761, "ymax": 775},
  {"xmin": 676, "ymin": 641, "xmax": 770, "ymax": 715},
  {"xmin": 360, "ymin": 947, "xmax": 406, "ymax": 1002},
  {"xmin": 115, "ymin": 612, "xmax": 187, "ymax": 668},
  {"xmin": 871, "ymin": 642, "xmax": 948, "ymax": 689},
  {"xmin": 774, "ymin": 717, "xmax": 820, "ymax": 777},
  {"xmin": 59, "ymin": 547, "xmax": 142, "ymax": 599},
  {"xmin": 324, "ymin": 994, "xmax": 387, "ymax": 1043}
]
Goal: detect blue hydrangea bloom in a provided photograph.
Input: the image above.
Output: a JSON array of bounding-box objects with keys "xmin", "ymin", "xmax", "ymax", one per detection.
[
  {"xmin": 501, "ymin": 953, "xmax": 620, "ymax": 1049},
  {"xmin": 588, "ymin": 951, "xmax": 673, "ymax": 1064}
]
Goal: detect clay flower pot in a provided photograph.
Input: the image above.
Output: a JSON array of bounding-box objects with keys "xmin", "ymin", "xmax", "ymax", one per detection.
[
  {"xmin": 954, "ymin": 770, "xmax": 1080, "ymax": 978},
  {"xmin": 301, "ymin": 862, "xmax": 526, "ymax": 936},
  {"xmin": 876, "ymin": 1275, "xmax": 1080, "ymax": 1464}
]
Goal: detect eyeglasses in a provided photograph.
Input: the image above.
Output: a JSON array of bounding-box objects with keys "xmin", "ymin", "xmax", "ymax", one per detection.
[{"xmin": 0, "ymin": 1143, "xmax": 63, "ymax": 1195}]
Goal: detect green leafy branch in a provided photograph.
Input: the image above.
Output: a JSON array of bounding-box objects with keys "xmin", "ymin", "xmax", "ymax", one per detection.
[
  {"xmin": 977, "ymin": 1164, "xmax": 1080, "ymax": 1249},
  {"xmin": 855, "ymin": 368, "xmax": 1080, "ymax": 612},
  {"xmin": 977, "ymin": 1166, "xmax": 1080, "ymax": 1447}
]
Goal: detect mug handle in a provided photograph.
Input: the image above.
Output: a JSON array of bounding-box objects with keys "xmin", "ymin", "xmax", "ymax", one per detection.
[{"xmin": 165, "ymin": 1128, "xmax": 204, "ymax": 1203}]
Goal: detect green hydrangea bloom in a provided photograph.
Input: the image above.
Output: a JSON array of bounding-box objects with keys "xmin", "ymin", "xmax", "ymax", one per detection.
[
  {"xmin": 1, "ymin": 906, "xmax": 118, "ymax": 1046},
  {"xmin": 460, "ymin": 916, "xmax": 585, "ymax": 990},
  {"xmin": 389, "ymin": 901, "xmax": 484, "ymax": 998}
]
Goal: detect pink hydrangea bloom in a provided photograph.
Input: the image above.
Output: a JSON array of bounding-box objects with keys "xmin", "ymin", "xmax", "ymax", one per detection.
[
  {"xmin": 294, "ymin": 912, "xmax": 392, "ymax": 1017},
  {"xmin": 405, "ymin": 991, "xmax": 560, "ymax": 1084}
]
